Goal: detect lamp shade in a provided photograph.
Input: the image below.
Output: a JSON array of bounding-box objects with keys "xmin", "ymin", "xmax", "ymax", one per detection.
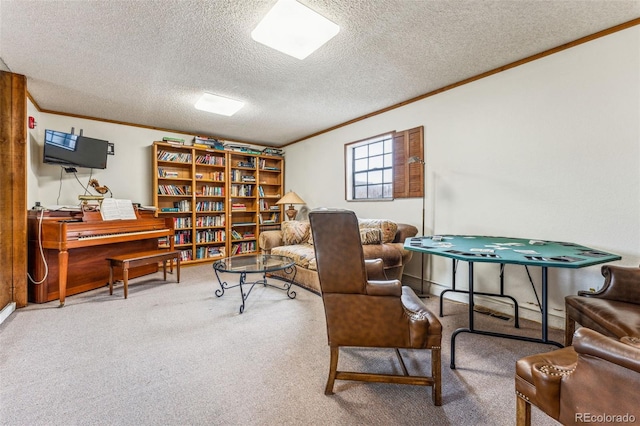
[{"xmin": 276, "ymin": 191, "xmax": 306, "ymax": 205}]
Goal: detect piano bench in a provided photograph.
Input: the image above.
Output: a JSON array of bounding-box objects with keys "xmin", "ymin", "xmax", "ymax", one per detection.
[{"xmin": 107, "ymin": 250, "xmax": 181, "ymax": 299}]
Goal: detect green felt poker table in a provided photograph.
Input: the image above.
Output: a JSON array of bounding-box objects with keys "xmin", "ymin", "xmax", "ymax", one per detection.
[{"xmin": 404, "ymin": 235, "xmax": 621, "ymax": 368}]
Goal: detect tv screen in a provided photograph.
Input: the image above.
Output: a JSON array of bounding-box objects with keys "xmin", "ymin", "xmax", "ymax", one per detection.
[{"xmin": 43, "ymin": 129, "xmax": 109, "ymax": 169}]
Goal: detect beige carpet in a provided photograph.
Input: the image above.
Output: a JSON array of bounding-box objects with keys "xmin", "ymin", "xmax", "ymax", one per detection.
[{"xmin": 0, "ymin": 263, "xmax": 561, "ymax": 425}]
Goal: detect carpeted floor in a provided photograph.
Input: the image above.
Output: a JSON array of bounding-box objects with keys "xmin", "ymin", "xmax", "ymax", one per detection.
[{"xmin": 0, "ymin": 263, "xmax": 561, "ymax": 425}]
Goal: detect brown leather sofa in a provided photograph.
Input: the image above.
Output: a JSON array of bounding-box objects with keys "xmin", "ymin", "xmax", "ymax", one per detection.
[
  {"xmin": 259, "ymin": 219, "xmax": 418, "ymax": 293},
  {"xmin": 515, "ymin": 327, "xmax": 640, "ymax": 426},
  {"xmin": 565, "ymin": 264, "xmax": 640, "ymax": 345}
]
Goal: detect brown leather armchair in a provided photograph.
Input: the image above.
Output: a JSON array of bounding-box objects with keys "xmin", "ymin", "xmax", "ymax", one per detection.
[
  {"xmin": 309, "ymin": 209, "xmax": 442, "ymax": 405},
  {"xmin": 565, "ymin": 264, "xmax": 640, "ymax": 345},
  {"xmin": 515, "ymin": 327, "xmax": 640, "ymax": 426}
]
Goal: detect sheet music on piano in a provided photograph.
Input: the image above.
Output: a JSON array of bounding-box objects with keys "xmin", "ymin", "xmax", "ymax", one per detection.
[{"xmin": 100, "ymin": 198, "xmax": 138, "ymax": 221}]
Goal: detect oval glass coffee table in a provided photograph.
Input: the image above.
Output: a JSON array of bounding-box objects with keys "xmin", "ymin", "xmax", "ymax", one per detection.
[{"xmin": 213, "ymin": 254, "xmax": 297, "ymax": 313}]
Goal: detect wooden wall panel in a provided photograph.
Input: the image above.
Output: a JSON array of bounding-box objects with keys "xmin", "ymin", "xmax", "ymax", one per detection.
[{"xmin": 0, "ymin": 71, "xmax": 28, "ymax": 308}]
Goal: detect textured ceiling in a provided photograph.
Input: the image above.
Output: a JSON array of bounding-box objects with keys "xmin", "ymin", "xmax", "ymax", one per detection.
[{"xmin": 1, "ymin": 1, "xmax": 639, "ymax": 146}]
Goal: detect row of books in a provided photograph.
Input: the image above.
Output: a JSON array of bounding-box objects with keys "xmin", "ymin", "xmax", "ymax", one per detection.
[
  {"xmin": 196, "ymin": 171, "xmax": 225, "ymax": 181},
  {"xmin": 196, "ymin": 186, "xmax": 224, "ymax": 196},
  {"xmin": 230, "ymin": 169, "xmax": 254, "ymax": 182},
  {"xmin": 195, "ymin": 230, "xmax": 226, "ymax": 243},
  {"xmin": 226, "ymin": 143, "xmax": 261, "ymax": 154},
  {"xmin": 173, "ymin": 217, "xmax": 192, "ymax": 229},
  {"xmin": 259, "ymin": 198, "xmax": 282, "ymax": 210},
  {"xmin": 231, "ymin": 242, "xmax": 256, "ymax": 255},
  {"xmin": 194, "ymin": 136, "xmax": 225, "ymax": 150},
  {"xmin": 230, "ymin": 184, "xmax": 253, "ymax": 197},
  {"xmin": 172, "ymin": 200, "xmax": 191, "ymax": 212},
  {"xmin": 174, "ymin": 230, "xmax": 192, "ymax": 245},
  {"xmin": 195, "ymin": 215, "xmax": 225, "ymax": 227},
  {"xmin": 195, "ymin": 246, "xmax": 225, "ymax": 259},
  {"xmin": 179, "ymin": 249, "xmax": 193, "ymax": 261},
  {"xmin": 157, "ymin": 150, "xmax": 192, "ymax": 163},
  {"xmin": 161, "ymin": 137, "xmax": 282, "ymax": 158},
  {"xmin": 195, "ymin": 153, "xmax": 225, "ymax": 166},
  {"xmin": 158, "ymin": 185, "xmax": 191, "ymax": 196},
  {"xmin": 261, "ymin": 147, "xmax": 283, "ymax": 156},
  {"xmin": 195, "ymin": 201, "xmax": 224, "ymax": 211}
]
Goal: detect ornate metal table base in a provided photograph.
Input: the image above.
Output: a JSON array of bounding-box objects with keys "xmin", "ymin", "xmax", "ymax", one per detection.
[{"xmin": 213, "ymin": 255, "xmax": 297, "ymax": 314}]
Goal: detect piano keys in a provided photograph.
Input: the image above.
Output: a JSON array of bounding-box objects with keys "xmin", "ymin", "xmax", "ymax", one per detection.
[{"xmin": 27, "ymin": 209, "xmax": 175, "ymax": 305}]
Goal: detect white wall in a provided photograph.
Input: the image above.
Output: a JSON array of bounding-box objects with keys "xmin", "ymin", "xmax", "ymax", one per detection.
[
  {"xmin": 26, "ymin": 113, "xmax": 197, "ymax": 208},
  {"xmin": 284, "ymin": 26, "xmax": 640, "ymax": 325}
]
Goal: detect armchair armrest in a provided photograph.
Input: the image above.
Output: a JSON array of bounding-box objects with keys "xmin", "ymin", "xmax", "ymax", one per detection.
[
  {"xmin": 258, "ymin": 230, "xmax": 283, "ymax": 254},
  {"xmin": 573, "ymin": 327, "xmax": 640, "ymax": 373},
  {"xmin": 401, "ymin": 287, "xmax": 442, "ymax": 346},
  {"xmin": 365, "ymin": 279, "xmax": 402, "ymax": 296},
  {"xmin": 529, "ymin": 361, "xmax": 568, "ymax": 420},
  {"xmin": 578, "ymin": 265, "xmax": 640, "ymax": 304},
  {"xmin": 365, "ymin": 258, "xmax": 387, "ymax": 280}
]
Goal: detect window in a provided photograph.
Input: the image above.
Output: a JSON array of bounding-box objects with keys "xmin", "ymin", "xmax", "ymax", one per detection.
[
  {"xmin": 345, "ymin": 126, "xmax": 424, "ymax": 201},
  {"xmin": 346, "ymin": 133, "xmax": 394, "ymax": 200}
]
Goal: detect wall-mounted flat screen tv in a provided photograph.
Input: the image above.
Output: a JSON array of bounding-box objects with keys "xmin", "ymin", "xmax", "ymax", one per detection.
[{"xmin": 43, "ymin": 129, "xmax": 109, "ymax": 169}]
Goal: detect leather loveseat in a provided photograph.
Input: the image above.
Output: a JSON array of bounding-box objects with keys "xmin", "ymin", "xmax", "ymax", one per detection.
[
  {"xmin": 259, "ymin": 218, "xmax": 418, "ymax": 293},
  {"xmin": 564, "ymin": 264, "xmax": 640, "ymax": 345}
]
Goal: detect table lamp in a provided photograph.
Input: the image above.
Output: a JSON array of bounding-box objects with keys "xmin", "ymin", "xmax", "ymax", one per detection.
[{"xmin": 276, "ymin": 191, "xmax": 306, "ymax": 221}]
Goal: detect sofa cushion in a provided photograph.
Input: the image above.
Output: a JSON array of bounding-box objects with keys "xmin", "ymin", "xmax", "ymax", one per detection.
[
  {"xmin": 272, "ymin": 244, "xmax": 317, "ymax": 270},
  {"xmin": 359, "ymin": 227, "xmax": 382, "ymax": 244},
  {"xmin": 281, "ymin": 221, "xmax": 310, "ymax": 245},
  {"xmin": 358, "ymin": 219, "xmax": 398, "ymax": 243}
]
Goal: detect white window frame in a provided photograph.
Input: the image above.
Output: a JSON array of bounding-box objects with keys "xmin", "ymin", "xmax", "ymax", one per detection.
[{"xmin": 344, "ymin": 132, "xmax": 394, "ymax": 201}]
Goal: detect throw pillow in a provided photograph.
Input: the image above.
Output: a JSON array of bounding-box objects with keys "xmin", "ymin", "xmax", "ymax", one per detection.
[
  {"xmin": 281, "ymin": 221, "xmax": 310, "ymax": 245},
  {"xmin": 359, "ymin": 227, "xmax": 382, "ymax": 244},
  {"xmin": 358, "ymin": 219, "xmax": 398, "ymax": 243}
]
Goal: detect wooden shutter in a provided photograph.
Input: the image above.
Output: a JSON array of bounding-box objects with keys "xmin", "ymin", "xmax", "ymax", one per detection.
[{"xmin": 393, "ymin": 126, "xmax": 424, "ymax": 199}]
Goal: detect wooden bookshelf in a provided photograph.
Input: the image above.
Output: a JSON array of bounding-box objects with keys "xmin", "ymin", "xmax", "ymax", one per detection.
[{"xmin": 152, "ymin": 141, "xmax": 284, "ymax": 264}]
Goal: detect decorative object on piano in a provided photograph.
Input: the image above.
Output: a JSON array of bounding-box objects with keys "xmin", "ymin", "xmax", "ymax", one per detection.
[
  {"xmin": 276, "ymin": 191, "xmax": 306, "ymax": 221},
  {"xmin": 88, "ymin": 179, "xmax": 112, "ymax": 197}
]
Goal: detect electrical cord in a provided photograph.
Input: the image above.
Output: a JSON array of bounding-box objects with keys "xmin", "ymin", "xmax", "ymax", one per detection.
[
  {"xmin": 56, "ymin": 167, "xmax": 63, "ymax": 204},
  {"xmin": 26, "ymin": 208, "xmax": 48, "ymax": 285}
]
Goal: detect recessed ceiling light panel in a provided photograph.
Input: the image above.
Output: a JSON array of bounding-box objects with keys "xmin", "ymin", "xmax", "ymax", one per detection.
[
  {"xmin": 194, "ymin": 93, "xmax": 245, "ymax": 116},
  {"xmin": 251, "ymin": 0, "xmax": 340, "ymax": 60}
]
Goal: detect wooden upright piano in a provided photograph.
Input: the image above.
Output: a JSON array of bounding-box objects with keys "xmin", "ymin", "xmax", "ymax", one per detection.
[{"xmin": 27, "ymin": 208, "xmax": 174, "ymax": 306}]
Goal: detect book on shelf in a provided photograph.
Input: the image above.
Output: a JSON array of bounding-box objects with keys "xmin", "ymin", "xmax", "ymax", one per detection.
[
  {"xmin": 162, "ymin": 136, "xmax": 185, "ymax": 144},
  {"xmin": 194, "ymin": 136, "xmax": 224, "ymax": 150},
  {"xmin": 262, "ymin": 147, "xmax": 283, "ymax": 156}
]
